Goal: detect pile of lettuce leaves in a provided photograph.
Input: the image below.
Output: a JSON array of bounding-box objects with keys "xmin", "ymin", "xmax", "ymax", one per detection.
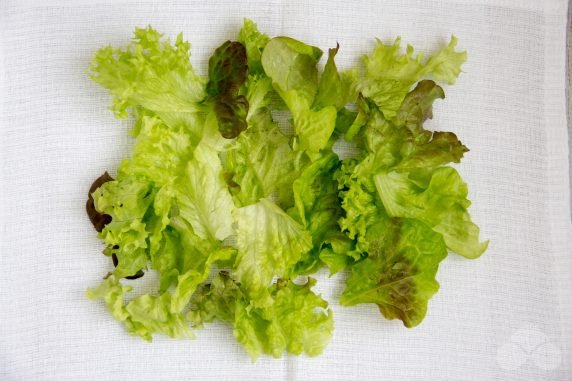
[{"xmin": 85, "ymin": 19, "xmax": 487, "ymax": 360}]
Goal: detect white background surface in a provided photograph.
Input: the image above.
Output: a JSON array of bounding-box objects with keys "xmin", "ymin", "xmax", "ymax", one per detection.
[{"xmin": 1, "ymin": 0, "xmax": 571, "ymax": 380}]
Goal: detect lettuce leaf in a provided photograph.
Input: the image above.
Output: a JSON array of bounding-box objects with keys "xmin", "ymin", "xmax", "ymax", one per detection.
[
  {"xmin": 374, "ymin": 167, "xmax": 488, "ymax": 258},
  {"xmin": 237, "ymin": 18, "xmax": 271, "ymax": 74},
  {"xmin": 87, "ymin": 278, "xmax": 193, "ymax": 341},
  {"xmin": 225, "ymin": 114, "xmax": 302, "ymax": 207},
  {"xmin": 189, "ymin": 273, "xmax": 333, "ymax": 360},
  {"xmin": 89, "ymin": 26, "xmax": 206, "ymax": 119},
  {"xmin": 207, "ymin": 40, "xmax": 249, "ymax": 138},
  {"xmin": 358, "ymin": 36, "xmax": 466, "ymax": 118},
  {"xmin": 290, "ymin": 152, "xmax": 360, "ymax": 275},
  {"xmin": 261, "ymin": 37, "xmax": 339, "ymax": 154},
  {"xmin": 173, "ymin": 142, "xmax": 235, "ymax": 241},
  {"xmin": 340, "ymin": 218, "xmax": 447, "ymax": 327},
  {"xmin": 232, "ymin": 199, "xmax": 312, "ymax": 305}
]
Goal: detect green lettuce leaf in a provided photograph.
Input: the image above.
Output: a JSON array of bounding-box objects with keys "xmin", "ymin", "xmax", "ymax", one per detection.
[
  {"xmin": 117, "ymin": 115, "xmax": 197, "ymax": 185},
  {"xmin": 87, "ymin": 278, "xmax": 193, "ymax": 341},
  {"xmin": 261, "ymin": 36, "xmax": 337, "ymax": 153},
  {"xmin": 261, "ymin": 36, "xmax": 322, "ymax": 110},
  {"xmin": 313, "ymin": 44, "xmax": 357, "ymax": 110},
  {"xmin": 173, "ymin": 142, "xmax": 236, "ymax": 241},
  {"xmin": 358, "ymin": 36, "xmax": 466, "ymax": 118},
  {"xmin": 232, "ymin": 199, "xmax": 312, "ymax": 305},
  {"xmin": 170, "ymin": 246, "xmax": 236, "ymax": 313},
  {"xmin": 89, "ymin": 26, "xmax": 206, "ymax": 118},
  {"xmin": 243, "ymin": 74, "xmax": 273, "ymax": 121},
  {"xmin": 292, "ymin": 107, "xmax": 338, "ymax": 154},
  {"xmin": 374, "ymin": 167, "xmax": 488, "ymax": 258},
  {"xmin": 92, "ymin": 177, "xmax": 154, "ymax": 278},
  {"xmin": 290, "ymin": 152, "xmax": 359, "ymax": 275},
  {"xmin": 237, "ymin": 19, "xmax": 271, "ymax": 74},
  {"xmin": 336, "ymin": 159, "xmax": 386, "ymax": 252},
  {"xmin": 225, "ymin": 114, "xmax": 303, "ymax": 207},
  {"xmin": 189, "ymin": 273, "xmax": 333, "ymax": 360},
  {"xmin": 340, "ymin": 218, "xmax": 447, "ymax": 327}
]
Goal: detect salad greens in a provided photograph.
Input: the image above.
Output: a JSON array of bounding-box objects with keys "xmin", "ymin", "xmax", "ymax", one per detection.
[{"xmin": 86, "ymin": 20, "xmax": 487, "ymax": 360}]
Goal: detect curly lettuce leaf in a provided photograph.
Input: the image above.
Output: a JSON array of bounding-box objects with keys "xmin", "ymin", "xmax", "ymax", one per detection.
[
  {"xmin": 170, "ymin": 246, "xmax": 236, "ymax": 313},
  {"xmin": 335, "ymin": 159, "xmax": 386, "ymax": 252},
  {"xmin": 290, "ymin": 152, "xmax": 359, "ymax": 275},
  {"xmin": 237, "ymin": 19, "xmax": 271, "ymax": 74},
  {"xmin": 87, "ymin": 278, "xmax": 193, "ymax": 341},
  {"xmin": 92, "ymin": 177, "xmax": 155, "ymax": 278},
  {"xmin": 232, "ymin": 199, "xmax": 312, "ymax": 305},
  {"xmin": 358, "ymin": 36, "xmax": 466, "ymax": 118},
  {"xmin": 340, "ymin": 218, "xmax": 447, "ymax": 327},
  {"xmin": 89, "ymin": 26, "xmax": 206, "ymax": 118},
  {"xmin": 189, "ymin": 273, "xmax": 333, "ymax": 360},
  {"xmin": 225, "ymin": 114, "xmax": 303, "ymax": 207},
  {"xmin": 117, "ymin": 115, "xmax": 196, "ymax": 185}
]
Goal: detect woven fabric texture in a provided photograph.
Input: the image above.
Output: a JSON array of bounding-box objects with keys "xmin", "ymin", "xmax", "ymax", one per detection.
[{"xmin": 0, "ymin": 0, "xmax": 570, "ymax": 380}]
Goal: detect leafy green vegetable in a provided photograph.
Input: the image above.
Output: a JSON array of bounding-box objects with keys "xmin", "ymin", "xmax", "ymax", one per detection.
[
  {"xmin": 374, "ymin": 167, "xmax": 488, "ymax": 258},
  {"xmin": 87, "ymin": 277, "xmax": 193, "ymax": 341},
  {"xmin": 290, "ymin": 152, "xmax": 360, "ymax": 275},
  {"xmin": 86, "ymin": 19, "xmax": 486, "ymax": 359},
  {"xmin": 357, "ymin": 36, "xmax": 466, "ymax": 119},
  {"xmin": 225, "ymin": 113, "xmax": 302, "ymax": 207},
  {"xmin": 261, "ymin": 36, "xmax": 338, "ymax": 154},
  {"xmin": 233, "ymin": 198, "xmax": 312, "ymax": 306},
  {"xmin": 340, "ymin": 218, "xmax": 447, "ymax": 327},
  {"xmin": 189, "ymin": 273, "xmax": 333, "ymax": 360},
  {"xmin": 206, "ymin": 40, "xmax": 249, "ymax": 138},
  {"xmin": 174, "ymin": 142, "xmax": 236, "ymax": 241},
  {"xmin": 89, "ymin": 26, "xmax": 206, "ymax": 119},
  {"xmin": 237, "ymin": 18, "xmax": 271, "ymax": 74}
]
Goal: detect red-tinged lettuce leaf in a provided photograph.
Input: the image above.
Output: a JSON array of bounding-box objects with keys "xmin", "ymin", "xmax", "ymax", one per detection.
[
  {"xmin": 213, "ymin": 94, "xmax": 249, "ymax": 138},
  {"xmin": 206, "ymin": 40, "xmax": 250, "ymax": 139},
  {"xmin": 392, "ymin": 79, "xmax": 445, "ymax": 133},
  {"xmin": 207, "ymin": 41, "xmax": 248, "ymax": 97},
  {"xmin": 86, "ymin": 172, "xmax": 114, "ymax": 232},
  {"xmin": 355, "ymin": 80, "xmax": 468, "ymax": 174},
  {"xmin": 340, "ymin": 218, "xmax": 447, "ymax": 327}
]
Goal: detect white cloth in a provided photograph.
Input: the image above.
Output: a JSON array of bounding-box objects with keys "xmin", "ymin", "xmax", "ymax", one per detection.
[{"xmin": 1, "ymin": 0, "xmax": 570, "ymax": 380}]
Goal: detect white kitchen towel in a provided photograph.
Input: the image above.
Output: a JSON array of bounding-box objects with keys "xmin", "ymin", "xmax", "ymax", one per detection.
[{"xmin": 0, "ymin": 0, "xmax": 570, "ymax": 380}]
